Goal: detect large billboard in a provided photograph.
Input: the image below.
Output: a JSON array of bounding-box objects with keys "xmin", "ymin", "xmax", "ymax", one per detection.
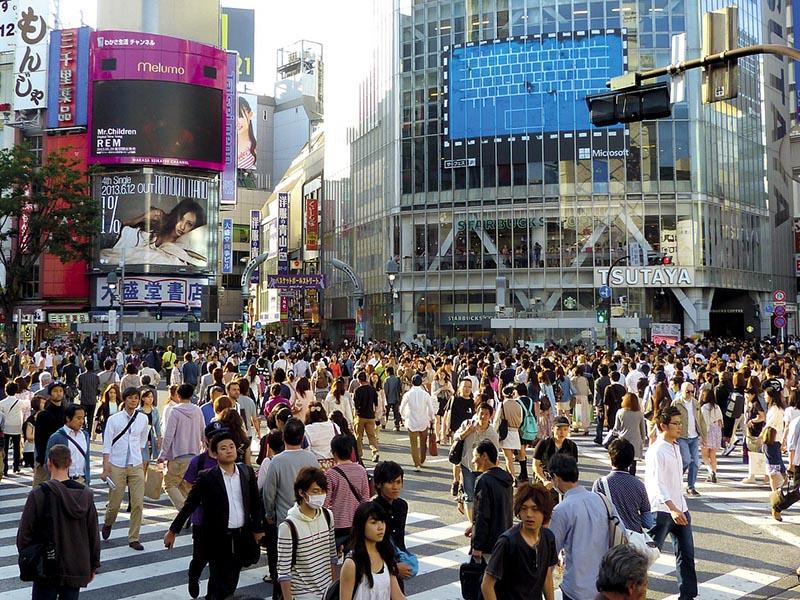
[
  {"xmin": 445, "ymin": 30, "xmax": 625, "ymax": 139},
  {"xmin": 47, "ymin": 27, "xmax": 91, "ymax": 129},
  {"xmin": 88, "ymin": 30, "xmax": 227, "ymax": 170},
  {"xmin": 221, "ymin": 7, "xmax": 255, "ymax": 83},
  {"xmin": 237, "ymin": 92, "xmax": 257, "ymax": 169},
  {"xmin": 94, "ymin": 170, "xmax": 218, "ymax": 273}
]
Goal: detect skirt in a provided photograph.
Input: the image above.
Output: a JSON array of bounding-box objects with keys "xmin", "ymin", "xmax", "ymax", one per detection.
[
  {"xmin": 500, "ymin": 428, "xmax": 521, "ymax": 450},
  {"xmin": 702, "ymin": 423, "xmax": 722, "ymax": 450},
  {"xmin": 537, "ymin": 411, "xmax": 553, "ymax": 440}
]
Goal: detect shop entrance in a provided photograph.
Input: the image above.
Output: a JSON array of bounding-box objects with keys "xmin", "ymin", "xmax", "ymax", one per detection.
[{"xmin": 709, "ymin": 290, "xmax": 756, "ymax": 339}]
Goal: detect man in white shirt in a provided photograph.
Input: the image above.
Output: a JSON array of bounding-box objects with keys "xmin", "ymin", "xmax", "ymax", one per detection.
[
  {"xmin": 46, "ymin": 404, "xmax": 91, "ymax": 485},
  {"xmin": 100, "ymin": 386, "xmax": 150, "ymax": 550},
  {"xmin": 140, "ymin": 363, "xmax": 161, "ymax": 388},
  {"xmin": 0, "ymin": 381, "xmax": 29, "ymax": 475},
  {"xmin": 625, "ymin": 362, "xmax": 649, "ymax": 395},
  {"xmin": 645, "ymin": 405, "xmax": 698, "ymax": 600},
  {"xmin": 399, "ymin": 374, "xmax": 436, "ymax": 471},
  {"xmin": 227, "ymin": 379, "xmax": 259, "ymax": 441},
  {"xmin": 272, "ymin": 353, "xmax": 289, "ymax": 374}
]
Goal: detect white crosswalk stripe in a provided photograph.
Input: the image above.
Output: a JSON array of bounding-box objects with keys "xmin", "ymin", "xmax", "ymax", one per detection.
[{"xmin": 0, "ymin": 435, "xmax": 790, "ymax": 599}]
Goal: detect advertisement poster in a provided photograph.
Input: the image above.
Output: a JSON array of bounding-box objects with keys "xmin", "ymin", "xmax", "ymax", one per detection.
[
  {"xmin": 46, "ymin": 27, "xmax": 90, "ymax": 129},
  {"xmin": 221, "ymin": 51, "xmax": 238, "ymax": 205},
  {"xmin": 651, "ymin": 323, "xmax": 681, "ymax": 346},
  {"xmin": 277, "ymin": 192, "xmax": 289, "ymax": 274},
  {"xmin": 88, "ymin": 31, "xmax": 227, "ymax": 170},
  {"xmin": 221, "ymin": 7, "xmax": 255, "ymax": 83},
  {"xmin": 249, "ymin": 209, "xmax": 260, "ymax": 283},
  {"xmin": 13, "ymin": 0, "xmax": 49, "ymax": 111},
  {"xmin": 95, "ymin": 170, "xmax": 218, "ymax": 272},
  {"xmin": 237, "ymin": 93, "xmax": 257, "ymax": 170},
  {"xmin": 222, "ymin": 218, "xmax": 233, "ymax": 274}
]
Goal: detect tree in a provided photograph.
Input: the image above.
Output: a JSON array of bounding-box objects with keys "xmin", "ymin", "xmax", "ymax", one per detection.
[{"xmin": 0, "ymin": 144, "xmax": 99, "ymax": 342}]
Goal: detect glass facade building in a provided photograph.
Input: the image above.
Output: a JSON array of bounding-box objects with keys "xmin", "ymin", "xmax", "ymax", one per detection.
[{"xmin": 323, "ymin": 0, "xmax": 796, "ymax": 344}]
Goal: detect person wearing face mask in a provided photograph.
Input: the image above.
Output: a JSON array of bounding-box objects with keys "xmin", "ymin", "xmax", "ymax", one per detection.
[
  {"xmin": 594, "ymin": 544, "xmax": 649, "ymax": 600},
  {"xmin": 277, "ymin": 467, "xmax": 338, "ymax": 600}
]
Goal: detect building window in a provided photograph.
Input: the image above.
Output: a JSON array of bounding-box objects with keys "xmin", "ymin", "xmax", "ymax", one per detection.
[{"xmin": 25, "ymin": 135, "xmax": 43, "ymax": 166}]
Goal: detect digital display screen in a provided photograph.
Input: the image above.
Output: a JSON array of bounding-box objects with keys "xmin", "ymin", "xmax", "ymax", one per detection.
[
  {"xmin": 91, "ymin": 80, "xmax": 223, "ymax": 168},
  {"xmin": 447, "ymin": 30, "xmax": 625, "ymax": 139}
]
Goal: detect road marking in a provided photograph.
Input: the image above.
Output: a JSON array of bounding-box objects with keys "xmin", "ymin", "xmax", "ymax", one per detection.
[
  {"xmin": 662, "ymin": 568, "xmax": 780, "ymax": 600},
  {"xmin": 406, "ymin": 521, "xmax": 471, "ymax": 548}
]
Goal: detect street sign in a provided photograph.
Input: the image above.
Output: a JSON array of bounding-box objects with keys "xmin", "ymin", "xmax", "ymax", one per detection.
[
  {"xmin": 255, "ymin": 321, "xmax": 262, "ymax": 330},
  {"xmin": 774, "ymin": 315, "xmax": 787, "ymax": 329},
  {"xmin": 773, "ymin": 289, "xmax": 787, "ymax": 304},
  {"xmin": 670, "ymin": 33, "xmax": 687, "ymax": 103},
  {"xmin": 765, "ymin": 303, "xmax": 774, "ymax": 315},
  {"xmin": 774, "ymin": 305, "xmax": 786, "ymax": 317},
  {"xmin": 255, "ymin": 333, "xmax": 264, "ymax": 341},
  {"xmin": 599, "ymin": 285, "xmax": 612, "ymax": 300}
]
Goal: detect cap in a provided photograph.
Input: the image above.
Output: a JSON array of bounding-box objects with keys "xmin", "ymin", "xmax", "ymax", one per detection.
[
  {"xmin": 411, "ymin": 374, "xmax": 423, "ymax": 386},
  {"xmin": 553, "ymin": 416, "xmax": 570, "ymax": 427},
  {"xmin": 205, "ymin": 421, "xmax": 231, "ymax": 441},
  {"xmin": 47, "ymin": 381, "xmax": 65, "ymax": 394}
]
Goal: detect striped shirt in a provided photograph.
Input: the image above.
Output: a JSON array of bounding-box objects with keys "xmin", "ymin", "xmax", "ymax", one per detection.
[
  {"xmin": 277, "ymin": 506, "xmax": 337, "ymax": 597},
  {"xmin": 324, "ymin": 462, "xmax": 371, "ymax": 529}
]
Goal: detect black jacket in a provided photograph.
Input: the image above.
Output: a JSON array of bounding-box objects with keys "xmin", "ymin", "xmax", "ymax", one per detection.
[
  {"xmin": 472, "ymin": 467, "xmax": 514, "ymax": 553},
  {"xmin": 169, "ymin": 463, "xmax": 265, "ymax": 559},
  {"xmin": 34, "ymin": 402, "xmax": 66, "ymax": 465}
]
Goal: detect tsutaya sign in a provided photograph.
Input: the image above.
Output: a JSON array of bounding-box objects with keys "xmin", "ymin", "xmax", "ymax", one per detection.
[{"xmin": 595, "ymin": 267, "xmax": 695, "ymax": 287}]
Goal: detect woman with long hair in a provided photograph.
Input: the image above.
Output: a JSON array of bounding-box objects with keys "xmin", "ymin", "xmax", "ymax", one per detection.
[
  {"xmin": 610, "ymin": 392, "xmax": 647, "ymax": 474},
  {"xmin": 741, "ymin": 386, "xmax": 766, "ymax": 485},
  {"xmin": 339, "ymin": 501, "xmax": 405, "ymax": 600},
  {"xmin": 329, "ymin": 409, "xmax": 360, "ymax": 463},
  {"xmin": 94, "ymin": 383, "xmax": 121, "ymax": 440},
  {"xmin": 699, "ymin": 388, "xmax": 723, "ymax": 483},
  {"xmin": 237, "ymin": 96, "xmax": 257, "ymax": 169},
  {"xmin": 431, "ymin": 368, "xmax": 454, "ymax": 442},
  {"xmin": 648, "ymin": 382, "xmax": 672, "ymax": 443},
  {"xmin": 139, "ymin": 387, "xmax": 162, "ymax": 473},
  {"xmin": 323, "ymin": 378, "xmax": 354, "ymax": 426},
  {"xmin": 217, "ymin": 407, "xmax": 252, "ymax": 465},
  {"xmin": 222, "ymin": 362, "xmax": 238, "ymax": 385},
  {"xmin": 292, "ymin": 376, "xmax": 314, "ymax": 423}
]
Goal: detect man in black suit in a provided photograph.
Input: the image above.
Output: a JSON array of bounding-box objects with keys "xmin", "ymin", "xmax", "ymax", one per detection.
[{"xmin": 164, "ymin": 431, "xmax": 264, "ymax": 599}]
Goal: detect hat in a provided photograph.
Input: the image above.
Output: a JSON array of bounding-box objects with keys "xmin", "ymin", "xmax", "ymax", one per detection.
[
  {"xmin": 411, "ymin": 374, "xmax": 423, "ymax": 386},
  {"xmin": 553, "ymin": 416, "xmax": 570, "ymax": 427},
  {"xmin": 205, "ymin": 421, "xmax": 231, "ymax": 441},
  {"xmin": 47, "ymin": 381, "xmax": 65, "ymax": 395}
]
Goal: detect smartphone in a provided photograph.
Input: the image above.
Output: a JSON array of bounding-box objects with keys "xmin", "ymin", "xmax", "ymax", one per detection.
[{"xmin": 106, "ymin": 477, "xmax": 117, "ymax": 491}]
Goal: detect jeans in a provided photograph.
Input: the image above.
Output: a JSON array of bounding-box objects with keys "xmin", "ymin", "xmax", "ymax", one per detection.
[
  {"xmin": 460, "ymin": 465, "xmax": 478, "ymax": 503},
  {"xmin": 32, "ymin": 581, "xmax": 80, "ymax": 600},
  {"xmin": 649, "ymin": 511, "xmax": 698, "ymax": 600},
  {"xmin": 677, "ymin": 436, "xmax": 701, "ymax": 489}
]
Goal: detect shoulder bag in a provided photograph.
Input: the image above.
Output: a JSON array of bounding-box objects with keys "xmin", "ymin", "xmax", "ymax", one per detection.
[
  {"xmin": 448, "ymin": 436, "xmax": 466, "ymax": 465},
  {"xmin": 332, "ymin": 465, "xmax": 366, "ymax": 502},
  {"xmin": 599, "ymin": 477, "xmax": 660, "ymax": 566},
  {"xmin": 112, "ymin": 411, "xmax": 141, "ymax": 446},
  {"xmin": 18, "ymin": 485, "xmax": 58, "ymax": 582},
  {"xmin": 497, "ymin": 403, "xmax": 509, "ymax": 441}
]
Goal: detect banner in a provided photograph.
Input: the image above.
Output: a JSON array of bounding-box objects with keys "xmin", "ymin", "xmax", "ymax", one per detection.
[
  {"xmin": 46, "ymin": 27, "xmax": 90, "ymax": 129},
  {"xmin": 88, "ymin": 31, "xmax": 227, "ymax": 171},
  {"xmin": 13, "ymin": 0, "xmax": 49, "ymax": 111},
  {"xmin": 94, "ymin": 170, "xmax": 218, "ymax": 272},
  {"xmin": 651, "ymin": 323, "xmax": 681, "ymax": 347},
  {"xmin": 277, "ymin": 192, "xmax": 289, "ymax": 274},
  {"xmin": 249, "ymin": 209, "xmax": 260, "ymax": 283},
  {"xmin": 221, "ymin": 52, "xmax": 238, "ymax": 205},
  {"xmin": 237, "ymin": 93, "xmax": 258, "ymax": 170},
  {"xmin": 222, "ymin": 218, "xmax": 233, "ymax": 274},
  {"xmin": 305, "ymin": 197, "xmax": 319, "ymax": 251},
  {"xmin": 221, "ymin": 7, "xmax": 255, "ymax": 83},
  {"xmin": 95, "ymin": 276, "xmax": 205, "ymax": 308},
  {"xmin": 267, "ymin": 274, "xmax": 325, "ymax": 290}
]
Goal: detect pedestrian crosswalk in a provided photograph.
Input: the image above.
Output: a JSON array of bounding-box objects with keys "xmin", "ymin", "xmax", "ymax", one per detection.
[{"xmin": 0, "ymin": 436, "xmax": 795, "ymax": 599}]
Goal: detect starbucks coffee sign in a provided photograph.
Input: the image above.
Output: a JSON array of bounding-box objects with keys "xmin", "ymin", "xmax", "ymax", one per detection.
[{"xmin": 595, "ymin": 267, "xmax": 695, "ymax": 287}]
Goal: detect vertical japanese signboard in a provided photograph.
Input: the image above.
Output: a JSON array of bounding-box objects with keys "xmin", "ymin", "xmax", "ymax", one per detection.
[
  {"xmin": 13, "ymin": 0, "xmax": 49, "ymax": 111},
  {"xmin": 277, "ymin": 192, "xmax": 289, "ymax": 274},
  {"xmin": 222, "ymin": 218, "xmax": 233, "ymax": 274},
  {"xmin": 221, "ymin": 51, "xmax": 238, "ymax": 205},
  {"xmin": 249, "ymin": 209, "xmax": 260, "ymax": 283},
  {"xmin": 47, "ymin": 27, "xmax": 90, "ymax": 129},
  {"xmin": 305, "ymin": 197, "xmax": 319, "ymax": 251}
]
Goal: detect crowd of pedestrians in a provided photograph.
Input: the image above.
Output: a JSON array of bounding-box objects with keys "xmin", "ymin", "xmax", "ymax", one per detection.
[{"xmin": 4, "ymin": 333, "xmax": 800, "ymax": 600}]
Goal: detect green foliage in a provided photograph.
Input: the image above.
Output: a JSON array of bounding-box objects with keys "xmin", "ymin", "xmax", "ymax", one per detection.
[{"xmin": 0, "ymin": 144, "xmax": 98, "ymax": 313}]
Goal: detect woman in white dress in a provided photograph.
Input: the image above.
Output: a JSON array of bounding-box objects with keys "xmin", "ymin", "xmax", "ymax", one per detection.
[{"xmin": 339, "ymin": 501, "xmax": 406, "ymax": 600}]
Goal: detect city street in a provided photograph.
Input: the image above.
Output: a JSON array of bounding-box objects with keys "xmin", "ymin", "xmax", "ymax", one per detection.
[{"xmin": 1, "ymin": 428, "xmax": 799, "ymax": 599}]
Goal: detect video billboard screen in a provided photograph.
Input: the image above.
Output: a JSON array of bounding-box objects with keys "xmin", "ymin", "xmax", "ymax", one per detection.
[
  {"xmin": 92, "ymin": 80, "xmax": 223, "ymax": 167},
  {"xmin": 94, "ymin": 170, "xmax": 218, "ymax": 273},
  {"xmin": 445, "ymin": 30, "xmax": 625, "ymax": 140}
]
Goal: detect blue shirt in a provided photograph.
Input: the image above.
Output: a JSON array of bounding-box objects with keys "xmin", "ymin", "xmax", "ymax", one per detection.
[
  {"xmin": 591, "ymin": 470, "xmax": 654, "ymax": 533},
  {"xmin": 200, "ymin": 402, "xmax": 215, "ymax": 426},
  {"xmin": 549, "ymin": 485, "xmax": 617, "ymax": 600}
]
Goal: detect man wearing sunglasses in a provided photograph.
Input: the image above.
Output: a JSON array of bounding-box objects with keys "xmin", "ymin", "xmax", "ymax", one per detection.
[{"xmin": 671, "ymin": 382, "xmax": 707, "ymax": 497}]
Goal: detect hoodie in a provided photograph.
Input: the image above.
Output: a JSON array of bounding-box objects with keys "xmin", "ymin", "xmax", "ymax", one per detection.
[
  {"xmin": 158, "ymin": 402, "xmax": 206, "ymax": 460},
  {"xmin": 276, "ymin": 504, "xmax": 337, "ymax": 598},
  {"xmin": 17, "ymin": 479, "xmax": 100, "ymax": 587},
  {"xmin": 472, "ymin": 466, "xmax": 514, "ymax": 553}
]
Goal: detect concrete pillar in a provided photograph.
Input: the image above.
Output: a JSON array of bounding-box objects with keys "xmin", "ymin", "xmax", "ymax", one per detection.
[{"xmin": 675, "ymin": 287, "xmax": 714, "ymax": 337}]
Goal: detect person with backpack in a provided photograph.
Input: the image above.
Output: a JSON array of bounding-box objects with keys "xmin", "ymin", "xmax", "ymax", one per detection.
[
  {"xmin": 339, "ymin": 501, "xmax": 406, "ymax": 600},
  {"xmin": 514, "ymin": 382, "xmax": 539, "ymax": 483},
  {"xmin": 311, "ymin": 363, "xmax": 332, "ymax": 402},
  {"xmin": 277, "ymin": 466, "xmax": 338, "ymax": 600},
  {"xmin": 325, "ymin": 434, "xmax": 371, "ymax": 553}
]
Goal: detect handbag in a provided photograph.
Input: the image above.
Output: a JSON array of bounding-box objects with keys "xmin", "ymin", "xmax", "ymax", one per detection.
[
  {"xmin": 448, "ymin": 438, "xmax": 466, "ymax": 465},
  {"xmin": 18, "ymin": 485, "xmax": 57, "ymax": 582},
  {"xmin": 599, "ymin": 477, "xmax": 660, "ymax": 566},
  {"xmin": 602, "ymin": 430, "xmax": 619, "ymax": 449},
  {"xmin": 459, "ymin": 556, "xmax": 486, "ymax": 600},
  {"xmin": 428, "ymin": 428, "xmax": 438, "ymax": 457},
  {"xmin": 771, "ymin": 474, "xmax": 800, "ymax": 513},
  {"xmin": 745, "ymin": 435, "xmax": 762, "ymax": 453},
  {"xmin": 497, "ymin": 404, "xmax": 509, "ymax": 441},
  {"xmin": 394, "ymin": 545, "xmax": 419, "ymax": 577},
  {"xmin": 144, "ymin": 465, "xmax": 164, "ymax": 500}
]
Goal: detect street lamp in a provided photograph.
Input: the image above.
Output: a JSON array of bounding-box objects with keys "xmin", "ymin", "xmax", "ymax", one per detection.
[
  {"xmin": 106, "ymin": 270, "xmax": 124, "ymax": 344},
  {"xmin": 385, "ymin": 257, "xmax": 399, "ymax": 342}
]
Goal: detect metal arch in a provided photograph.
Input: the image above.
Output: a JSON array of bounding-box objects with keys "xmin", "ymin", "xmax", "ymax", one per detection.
[
  {"xmin": 241, "ymin": 253, "xmax": 272, "ymax": 301},
  {"xmin": 328, "ymin": 258, "xmax": 364, "ymax": 299}
]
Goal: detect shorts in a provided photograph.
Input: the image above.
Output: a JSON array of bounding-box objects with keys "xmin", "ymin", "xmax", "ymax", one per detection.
[
  {"xmin": 767, "ymin": 464, "xmax": 785, "ymax": 476},
  {"xmin": 500, "ymin": 428, "xmax": 521, "ymax": 451}
]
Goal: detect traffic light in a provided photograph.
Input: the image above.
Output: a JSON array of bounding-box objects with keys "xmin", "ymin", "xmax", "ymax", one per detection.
[
  {"xmin": 702, "ymin": 5, "xmax": 738, "ymax": 103},
  {"xmin": 586, "ymin": 82, "xmax": 671, "ymax": 127},
  {"xmin": 597, "ymin": 305, "xmax": 610, "ymax": 324},
  {"xmin": 155, "ymin": 308, "xmax": 162, "ymax": 321}
]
